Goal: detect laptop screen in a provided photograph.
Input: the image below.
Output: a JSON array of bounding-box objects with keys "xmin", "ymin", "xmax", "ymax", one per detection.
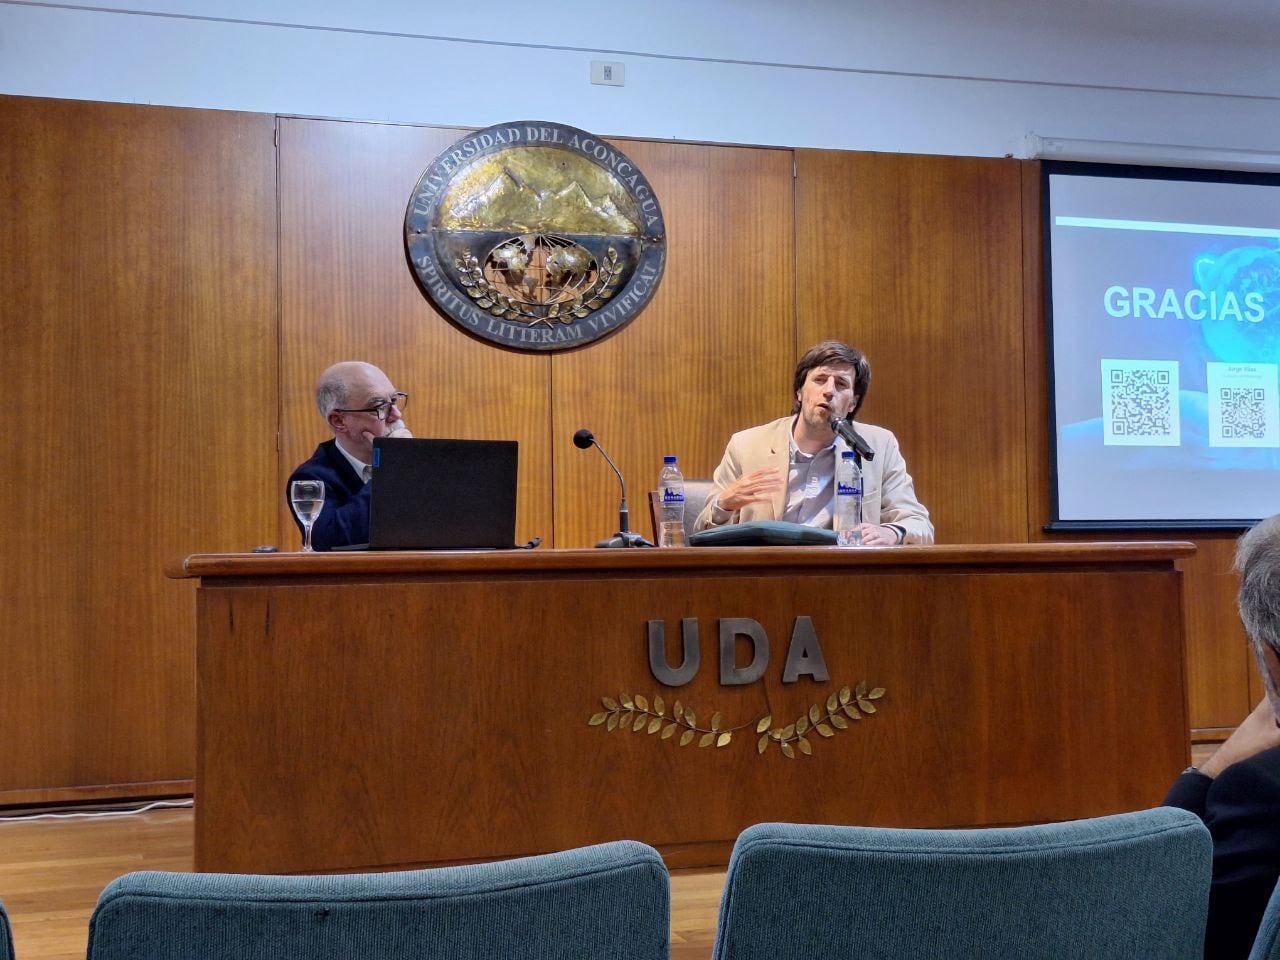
[{"xmin": 369, "ymin": 438, "xmax": 518, "ymax": 549}]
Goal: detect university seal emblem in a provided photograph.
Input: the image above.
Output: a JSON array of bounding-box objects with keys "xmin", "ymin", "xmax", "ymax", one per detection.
[{"xmin": 405, "ymin": 121, "xmax": 666, "ymax": 352}]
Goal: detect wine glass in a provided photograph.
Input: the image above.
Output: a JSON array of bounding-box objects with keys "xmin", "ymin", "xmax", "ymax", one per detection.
[{"xmin": 289, "ymin": 480, "xmax": 325, "ymax": 552}]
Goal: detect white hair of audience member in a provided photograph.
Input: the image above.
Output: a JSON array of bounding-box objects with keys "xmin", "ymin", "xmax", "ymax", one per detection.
[{"xmin": 1236, "ymin": 514, "xmax": 1280, "ymax": 698}]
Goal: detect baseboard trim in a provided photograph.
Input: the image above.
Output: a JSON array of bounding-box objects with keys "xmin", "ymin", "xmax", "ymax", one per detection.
[{"xmin": 0, "ymin": 780, "xmax": 193, "ymax": 811}]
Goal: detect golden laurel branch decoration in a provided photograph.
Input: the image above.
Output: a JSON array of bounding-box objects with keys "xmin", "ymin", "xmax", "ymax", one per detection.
[
  {"xmin": 568, "ymin": 246, "xmax": 624, "ymax": 318},
  {"xmin": 456, "ymin": 252, "xmax": 544, "ymax": 323},
  {"xmin": 587, "ymin": 682, "xmax": 885, "ymax": 758},
  {"xmin": 755, "ymin": 683, "xmax": 885, "ymax": 760},
  {"xmin": 589, "ymin": 693, "xmax": 734, "ymax": 748}
]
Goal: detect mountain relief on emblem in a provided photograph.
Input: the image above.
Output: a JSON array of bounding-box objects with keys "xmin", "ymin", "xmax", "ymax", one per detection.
[{"xmin": 437, "ymin": 148, "xmax": 642, "ymax": 236}]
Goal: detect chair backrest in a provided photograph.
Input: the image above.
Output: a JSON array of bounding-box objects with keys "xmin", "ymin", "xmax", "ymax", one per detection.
[
  {"xmin": 88, "ymin": 841, "xmax": 668, "ymax": 960},
  {"xmin": 0, "ymin": 898, "xmax": 14, "ymax": 960},
  {"xmin": 713, "ymin": 810, "xmax": 1211, "ymax": 960},
  {"xmin": 1250, "ymin": 877, "xmax": 1280, "ymax": 959},
  {"xmin": 649, "ymin": 479, "xmax": 717, "ymax": 544}
]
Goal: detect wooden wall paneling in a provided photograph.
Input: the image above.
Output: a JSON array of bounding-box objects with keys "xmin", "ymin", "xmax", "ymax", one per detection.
[
  {"xmin": 276, "ymin": 119, "xmax": 552, "ymax": 549},
  {"xmin": 795, "ymin": 151, "xmax": 1027, "ymax": 545},
  {"xmin": 549, "ymin": 142, "xmax": 797, "ymax": 548},
  {"xmin": 0, "ymin": 91, "xmax": 1245, "ymax": 800},
  {"xmin": 1182, "ymin": 535, "xmax": 1254, "ymax": 733},
  {"xmin": 1020, "ymin": 161, "xmax": 1053, "ymax": 541},
  {"xmin": 0, "ymin": 95, "xmax": 278, "ymax": 802}
]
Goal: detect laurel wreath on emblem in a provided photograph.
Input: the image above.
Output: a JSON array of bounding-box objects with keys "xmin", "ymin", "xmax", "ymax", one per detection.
[
  {"xmin": 456, "ymin": 247, "xmax": 625, "ymax": 327},
  {"xmin": 587, "ymin": 682, "xmax": 885, "ymax": 759}
]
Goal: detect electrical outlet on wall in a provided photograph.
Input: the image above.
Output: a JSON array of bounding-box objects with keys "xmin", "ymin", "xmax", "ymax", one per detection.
[{"xmin": 590, "ymin": 61, "xmax": 625, "ymax": 86}]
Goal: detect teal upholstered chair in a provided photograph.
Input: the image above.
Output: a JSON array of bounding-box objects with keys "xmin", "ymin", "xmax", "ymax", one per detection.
[
  {"xmin": 88, "ymin": 841, "xmax": 669, "ymax": 960},
  {"xmin": 713, "ymin": 810, "xmax": 1211, "ymax": 960},
  {"xmin": 1250, "ymin": 879, "xmax": 1280, "ymax": 959},
  {"xmin": 0, "ymin": 898, "xmax": 13, "ymax": 960}
]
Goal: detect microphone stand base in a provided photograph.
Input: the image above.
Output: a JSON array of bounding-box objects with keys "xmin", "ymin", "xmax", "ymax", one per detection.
[{"xmin": 595, "ymin": 532, "xmax": 655, "ymax": 548}]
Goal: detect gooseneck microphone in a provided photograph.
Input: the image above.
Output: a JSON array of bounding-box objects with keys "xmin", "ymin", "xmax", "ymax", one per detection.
[
  {"xmin": 829, "ymin": 416, "xmax": 875, "ymax": 462},
  {"xmin": 572, "ymin": 429, "xmax": 654, "ymax": 548}
]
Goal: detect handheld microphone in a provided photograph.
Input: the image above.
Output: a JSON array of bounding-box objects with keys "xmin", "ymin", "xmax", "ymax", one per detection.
[
  {"xmin": 572, "ymin": 428, "xmax": 654, "ymax": 548},
  {"xmin": 829, "ymin": 416, "xmax": 875, "ymax": 462}
]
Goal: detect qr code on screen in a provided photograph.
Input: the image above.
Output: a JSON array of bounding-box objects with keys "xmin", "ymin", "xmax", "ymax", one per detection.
[
  {"xmin": 1108, "ymin": 368, "xmax": 1173, "ymax": 437},
  {"xmin": 1100, "ymin": 359, "xmax": 1180, "ymax": 447},
  {"xmin": 1218, "ymin": 387, "xmax": 1267, "ymax": 439},
  {"xmin": 1206, "ymin": 362, "xmax": 1278, "ymax": 448}
]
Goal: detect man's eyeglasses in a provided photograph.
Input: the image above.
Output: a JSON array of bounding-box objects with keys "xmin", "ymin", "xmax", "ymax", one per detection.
[{"xmin": 334, "ymin": 392, "xmax": 409, "ymax": 421}]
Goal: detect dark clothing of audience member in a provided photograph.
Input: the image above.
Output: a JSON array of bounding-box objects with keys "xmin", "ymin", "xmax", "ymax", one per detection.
[{"xmin": 1165, "ymin": 746, "xmax": 1280, "ymax": 959}]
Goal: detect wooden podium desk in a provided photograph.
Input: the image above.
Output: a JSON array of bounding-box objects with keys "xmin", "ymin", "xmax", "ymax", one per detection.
[{"xmin": 169, "ymin": 542, "xmax": 1195, "ymax": 874}]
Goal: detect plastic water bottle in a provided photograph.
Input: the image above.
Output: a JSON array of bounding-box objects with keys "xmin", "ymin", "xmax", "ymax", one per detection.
[
  {"xmin": 835, "ymin": 451, "xmax": 863, "ymax": 547},
  {"xmin": 658, "ymin": 455, "xmax": 686, "ymax": 547}
]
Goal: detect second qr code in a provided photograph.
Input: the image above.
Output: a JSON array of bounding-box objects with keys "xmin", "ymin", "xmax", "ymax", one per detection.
[{"xmin": 1207, "ymin": 363, "xmax": 1279, "ymax": 448}]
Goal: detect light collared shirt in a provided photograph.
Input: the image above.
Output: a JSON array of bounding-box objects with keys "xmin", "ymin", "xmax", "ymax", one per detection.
[
  {"xmin": 334, "ymin": 438, "xmax": 372, "ymax": 484},
  {"xmin": 781, "ymin": 433, "xmax": 838, "ymax": 527}
]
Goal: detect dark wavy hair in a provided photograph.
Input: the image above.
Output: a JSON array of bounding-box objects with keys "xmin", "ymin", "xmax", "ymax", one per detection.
[{"xmin": 790, "ymin": 341, "xmax": 870, "ymax": 418}]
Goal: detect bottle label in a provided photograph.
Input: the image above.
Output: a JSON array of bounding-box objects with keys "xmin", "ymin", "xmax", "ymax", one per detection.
[
  {"xmin": 663, "ymin": 488, "xmax": 685, "ymax": 503},
  {"xmin": 837, "ymin": 481, "xmax": 862, "ymax": 497}
]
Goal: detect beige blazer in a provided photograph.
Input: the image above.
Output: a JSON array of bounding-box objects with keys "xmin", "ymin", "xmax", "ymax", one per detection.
[{"xmin": 693, "ymin": 415, "xmax": 934, "ymax": 544}]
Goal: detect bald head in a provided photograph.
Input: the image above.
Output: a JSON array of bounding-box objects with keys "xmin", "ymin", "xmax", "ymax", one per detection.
[
  {"xmin": 316, "ymin": 361, "xmax": 384, "ymax": 419},
  {"xmin": 314, "ymin": 361, "xmax": 409, "ymax": 462}
]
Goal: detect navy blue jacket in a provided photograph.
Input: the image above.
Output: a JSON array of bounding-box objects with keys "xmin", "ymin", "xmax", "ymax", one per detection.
[
  {"xmin": 287, "ymin": 439, "xmax": 370, "ymax": 551},
  {"xmin": 1165, "ymin": 746, "xmax": 1280, "ymax": 960}
]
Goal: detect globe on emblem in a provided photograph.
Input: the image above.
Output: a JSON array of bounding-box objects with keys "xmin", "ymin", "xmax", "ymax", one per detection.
[{"xmin": 483, "ymin": 235, "xmax": 597, "ymax": 309}]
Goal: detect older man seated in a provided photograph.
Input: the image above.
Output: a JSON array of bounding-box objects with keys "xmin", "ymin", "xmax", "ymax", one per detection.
[{"xmin": 287, "ymin": 361, "xmax": 412, "ymax": 550}]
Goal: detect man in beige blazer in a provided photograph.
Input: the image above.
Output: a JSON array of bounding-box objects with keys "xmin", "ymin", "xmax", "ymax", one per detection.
[{"xmin": 694, "ymin": 341, "xmax": 933, "ymax": 544}]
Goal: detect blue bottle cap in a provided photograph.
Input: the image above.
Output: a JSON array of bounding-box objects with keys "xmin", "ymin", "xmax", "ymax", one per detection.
[
  {"xmin": 841, "ymin": 450, "xmax": 855, "ymax": 459},
  {"xmin": 663, "ymin": 455, "xmax": 677, "ymax": 463}
]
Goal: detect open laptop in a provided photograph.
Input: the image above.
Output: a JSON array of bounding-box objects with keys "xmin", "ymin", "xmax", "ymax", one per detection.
[{"xmin": 364, "ymin": 437, "xmax": 519, "ymax": 550}]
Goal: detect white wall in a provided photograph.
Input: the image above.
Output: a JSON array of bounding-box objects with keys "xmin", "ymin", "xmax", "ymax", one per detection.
[{"xmin": 2, "ymin": 0, "xmax": 1278, "ymax": 158}]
